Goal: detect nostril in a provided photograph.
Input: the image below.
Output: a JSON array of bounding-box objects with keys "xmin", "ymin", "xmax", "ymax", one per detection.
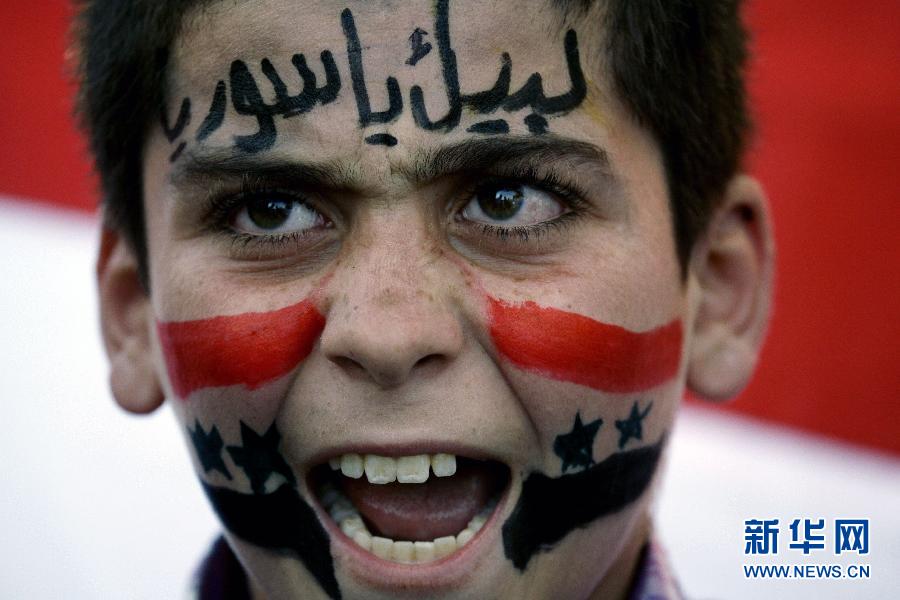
[
  {"xmin": 321, "ymin": 309, "xmax": 464, "ymax": 387},
  {"xmin": 414, "ymin": 353, "xmax": 444, "ymax": 370},
  {"xmin": 328, "ymin": 351, "xmax": 448, "ymax": 388},
  {"xmin": 330, "ymin": 355, "xmax": 368, "ymax": 379}
]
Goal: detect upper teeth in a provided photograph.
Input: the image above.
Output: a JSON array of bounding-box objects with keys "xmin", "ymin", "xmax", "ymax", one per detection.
[{"xmin": 329, "ymin": 453, "xmax": 457, "ymax": 484}]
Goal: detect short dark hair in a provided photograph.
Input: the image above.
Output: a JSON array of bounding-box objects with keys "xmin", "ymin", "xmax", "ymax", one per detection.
[{"xmin": 74, "ymin": 0, "xmax": 749, "ymax": 284}]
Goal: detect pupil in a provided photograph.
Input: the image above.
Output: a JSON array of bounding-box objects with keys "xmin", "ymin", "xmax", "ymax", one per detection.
[
  {"xmin": 247, "ymin": 198, "xmax": 291, "ymax": 229},
  {"xmin": 478, "ymin": 185, "xmax": 523, "ymax": 221}
]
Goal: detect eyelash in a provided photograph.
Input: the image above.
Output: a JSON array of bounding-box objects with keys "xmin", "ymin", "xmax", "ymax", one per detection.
[
  {"xmin": 454, "ymin": 169, "xmax": 590, "ymax": 243},
  {"xmin": 476, "ymin": 213, "xmax": 581, "ymax": 242},
  {"xmin": 202, "ymin": 177, "xmax": 324, "ymax": 249},
  {"xmin": 201, "ymin": 168, "xmax": 590, "ymax": 250}
]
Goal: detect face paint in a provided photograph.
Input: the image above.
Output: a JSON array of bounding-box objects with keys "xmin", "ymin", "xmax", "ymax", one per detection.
[
  {"xmin": 614, "ymin": 401, "xmax": 653, "ymax": 449},
  {"xmin": 162, "ymin": 0, "xmax": 587, "ymax": 159},
  {"xmin": 161, "ymin": 97, "xmax": 191, "ymax": 162},
  {"xmin": 553, "ymin": 411, "xmax": 602, "ymax": 473},
  {"xmin": 502, "ymin": 434, "xmax": 666, "ymax": 570},
  {"xmin": 487, "ymin": 297, "xmax": 682, "ymax": 393},
  {"xmin": 406, "ymin": 27, "xmax": 432, "ymax": 66},
  {"xmin": 203, "ymin": 483, "xmax": 340, "ymax": 599},
  {"xmin": 189, "ymin": 420, "xmax": 233, "ymax": 480},
  {"xmin": 196, "ymin": 80, "xmax": 226, "ymax": 143},
  {"xmin": 157, "ymin": 299, "xmax": 325, "ymax": 399},
  {"xmin": 197, "ymin": 421, "xmax": 341, "ymax": 599},
  {"xmin": 467, "ymin": 119, "xmax": 510, "ymax": 135}
]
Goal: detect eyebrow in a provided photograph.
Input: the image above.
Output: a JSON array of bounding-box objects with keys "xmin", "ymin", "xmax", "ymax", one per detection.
[
  {"xmin": 169, "ymin": 148, "xmax": 367, "ymax": 192},
  {"xmin": 169, "ymin": 135, "xmax": 611, "ymax": 192},
  {"xmin": 404, "ymin": 136, "xmax": 611, "ymax": 183}
]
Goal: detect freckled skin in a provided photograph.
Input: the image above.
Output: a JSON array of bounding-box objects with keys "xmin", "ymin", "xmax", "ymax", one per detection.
[{"xmin": 142, "ymin": 1, "xmax": 693, "ymax": 599}]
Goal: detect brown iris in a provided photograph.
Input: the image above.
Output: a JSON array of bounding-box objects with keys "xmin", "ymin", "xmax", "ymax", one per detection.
[
  {"xmin": 245, "ymin": 197, "xmax": 293, "ymax": 230},
  {"xmin": 477, "ymin": 184, "xmax": 524, "ymax": 221}
]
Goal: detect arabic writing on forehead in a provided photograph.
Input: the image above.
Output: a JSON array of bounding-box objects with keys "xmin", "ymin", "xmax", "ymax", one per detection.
[{"xmin": 162, "ymin": 0, "xmax": 587, "ymax": 162}]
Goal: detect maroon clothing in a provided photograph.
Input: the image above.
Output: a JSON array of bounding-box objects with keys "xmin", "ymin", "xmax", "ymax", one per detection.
[{"xmin": 628, "ymin": 540, "xmax": 684, "ymax": 600}]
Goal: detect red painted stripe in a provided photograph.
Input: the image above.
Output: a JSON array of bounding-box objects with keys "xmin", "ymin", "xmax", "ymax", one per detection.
[
  {"xmin": 488, "ymin": 297, "xmax": 682, "ymax": 393},
  {"xmin": 157, "ymin": 299, "xmax": 325, "ymax": 399}
]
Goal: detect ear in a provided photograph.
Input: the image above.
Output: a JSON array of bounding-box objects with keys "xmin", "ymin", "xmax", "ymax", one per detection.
[
  {"xmin": 97, "ymin": 227, "xmax": 165, "ymax": 413},
  {"xmin": 687, "ymin": 175, "xmax": 775, "ymax": 400}
]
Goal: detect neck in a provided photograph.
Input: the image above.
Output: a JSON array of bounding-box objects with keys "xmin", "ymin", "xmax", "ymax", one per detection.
[{"xmin": 588, "ymin": 510, "xmax": 652, "ymax": 600}]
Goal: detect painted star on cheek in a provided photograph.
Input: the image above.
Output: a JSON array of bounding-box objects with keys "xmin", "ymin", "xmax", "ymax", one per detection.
[
  {"xmin": 227, "ymin": 421, "xmax": 296, "ymax": 494},
  {"xmin": 201, "ymin": 420, "xmax": 340, "ymax": 599},
  {"xmin": 553, "ymin": 411, "xmax": 603, "ymax": 473},
  {"xmin": 188, "ymin": 420, "xmax": 232, "ymax": 480},
  {"xmin": 615, "ymin": 401, "xmax": 653, "ymax": 449}
]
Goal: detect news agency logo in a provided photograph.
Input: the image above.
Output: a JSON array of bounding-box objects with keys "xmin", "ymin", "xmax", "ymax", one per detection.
[
  {"xmin": 835, "ymin": 519, "xmax": 869, "ymax": 554},
  {"xmin": 789, "ymin": 518, "xmax": 825, "ymax": 553},
  {"xmin": 744, "ymin": 519, "xmax": 779, "ymax": 555},
  {"xmin": 744, "ymin": 518, "xmax": 869, "ymax": 555},
  {"xmin": 742, "ymin": 518, "xmax": 870, "ymax": 580}
]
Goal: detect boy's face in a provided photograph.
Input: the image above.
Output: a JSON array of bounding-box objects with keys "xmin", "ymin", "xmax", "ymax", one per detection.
[{"xmin": 108, "ymin": 0, "xmax": 767, "ymax": 598}]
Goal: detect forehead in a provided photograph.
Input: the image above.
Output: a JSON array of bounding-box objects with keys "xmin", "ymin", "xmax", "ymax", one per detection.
[
  {"xmin": 165, "ymin": 0, "xmax": 614, "ymax": 168},
  {"xmin": 180, "ymin": 0, "xmax": 570, "ymax": 57}
]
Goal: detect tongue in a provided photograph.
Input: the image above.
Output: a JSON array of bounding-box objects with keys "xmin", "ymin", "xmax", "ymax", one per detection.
[{"xmin": 341, "ymin": 460, "xmax": 502, "ymax": 541}]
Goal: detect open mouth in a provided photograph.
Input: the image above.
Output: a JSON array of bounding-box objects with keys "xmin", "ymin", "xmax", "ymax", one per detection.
[{"xmin": 310, "ymin": 452, "xmax": 510, "ymax": 564}]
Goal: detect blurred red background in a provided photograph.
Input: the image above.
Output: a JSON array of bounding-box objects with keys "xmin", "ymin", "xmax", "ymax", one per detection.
[{"xmin": 3, "ymin": 2, "xmax": 898, "ymax": 454}]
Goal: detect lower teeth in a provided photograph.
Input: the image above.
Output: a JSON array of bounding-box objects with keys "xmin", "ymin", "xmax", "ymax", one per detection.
[{"xmin": 322, "ymin": 483, "xmax": 495, "ymax": 564}]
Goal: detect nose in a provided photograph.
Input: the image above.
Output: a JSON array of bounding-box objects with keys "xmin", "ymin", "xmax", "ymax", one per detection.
[{"xmin": 319, "ymin": 227, "xmax": 465, "ymax": 389}]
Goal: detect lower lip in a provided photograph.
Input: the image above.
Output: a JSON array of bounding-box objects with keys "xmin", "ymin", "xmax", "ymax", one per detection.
[{"xmin": 314, "ymin": 483, "xmax": 511, "ymax": 591}]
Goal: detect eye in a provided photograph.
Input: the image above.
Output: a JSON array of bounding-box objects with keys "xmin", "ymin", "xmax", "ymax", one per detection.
[
  {"xmin": 460, "ymin": 180, "xmax": 566, "ymax": 227},
  {"xmin": 232, "ymin": 192, "xmax": 327, "ymax": 235}
]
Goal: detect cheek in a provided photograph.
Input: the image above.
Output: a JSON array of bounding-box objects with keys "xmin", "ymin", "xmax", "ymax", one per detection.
[
  {"xmin": 485, "ymin": 296, "xmax": 679, "ymax": 572},
  {"xmin": 486, "ymin": 296, "xmax": 683, "ymax": 393},
  {"xmin": 156, "ymin": 298, "xmax": 326, "ymax": 399},
  {"xmin": 483, "ymin": 293, "xmax": 683, "ymax": 465}
]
